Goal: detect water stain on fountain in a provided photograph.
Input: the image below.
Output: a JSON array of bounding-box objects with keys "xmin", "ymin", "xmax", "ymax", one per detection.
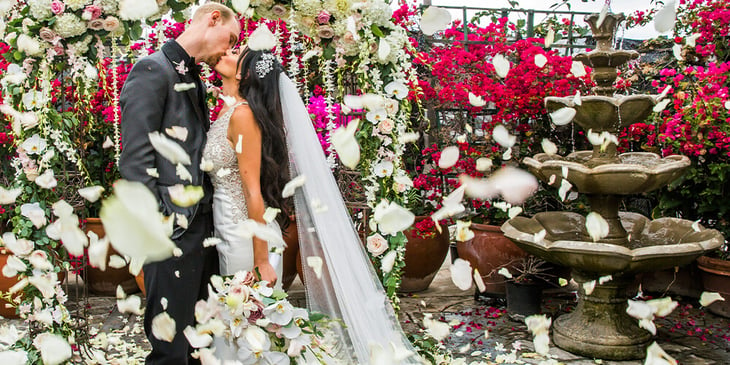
[{"xmin": 501, "ymin": 12, "xmax": 724, "ymax": 360}]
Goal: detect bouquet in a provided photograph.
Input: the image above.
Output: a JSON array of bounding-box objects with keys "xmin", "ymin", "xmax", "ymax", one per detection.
[{"xmin": 189, "ymin": 271, "xmax": 343, "ymax": 364}]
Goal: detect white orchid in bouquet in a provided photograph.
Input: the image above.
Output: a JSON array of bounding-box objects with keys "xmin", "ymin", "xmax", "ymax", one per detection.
[{"xmin": 189, "ymin": 270, "xmax": 343, "ymax": 364}]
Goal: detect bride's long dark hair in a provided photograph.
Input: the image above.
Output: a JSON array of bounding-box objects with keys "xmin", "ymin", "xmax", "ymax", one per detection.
[{"xmin": 237, "ymin": 49, "xmax": 291, "ymax": 229}]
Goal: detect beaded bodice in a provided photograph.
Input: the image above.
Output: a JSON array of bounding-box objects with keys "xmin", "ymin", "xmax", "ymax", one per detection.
[{"xmin": 203, "ymin": 101, "xmax": 249, "ymax": 222}]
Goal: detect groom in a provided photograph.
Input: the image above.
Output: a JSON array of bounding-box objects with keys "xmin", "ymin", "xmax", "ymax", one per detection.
[{"xmin": 119, "ymin": 3, "xmax": 240, "ymax": 364}]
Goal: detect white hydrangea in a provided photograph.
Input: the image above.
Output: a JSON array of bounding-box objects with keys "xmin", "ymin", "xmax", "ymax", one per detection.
[
  {"xmin": 64, "ymin": 0, "xmax": 89, "ymax": 11},
  {"xmin": 323, "ymin": 0, "xmax": 351, "ymax": 20},
  {"xmin": 292, "ymin": 0, "xmax": 318, "ymax": 18},
  {"xmin": 361, "ymin": 1, "xmax": 393, "ymax": 29},
  {"xmin": 28, "ymin": 0, "xmax": 52, "ymax": 20},
  {"xmin": 99, "ymin": 0, "xmax": 118, "ymax": 14},
  {"xmin": 54, "ymin": 14, "xmax": 87, "ymax": 38}
]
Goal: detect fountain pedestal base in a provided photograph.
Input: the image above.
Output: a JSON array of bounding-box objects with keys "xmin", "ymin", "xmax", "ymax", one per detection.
[{"xmin": 552, "ymin": 272, "xmax": 651, "ymax": 360}]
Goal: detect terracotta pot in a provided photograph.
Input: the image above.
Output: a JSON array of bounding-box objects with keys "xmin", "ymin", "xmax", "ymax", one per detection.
[
  {"xmin": 697, "ymin": 255, "xmax": 730, "ymax": 318},
  {"xmin": 456, "ymin": 223, "xmax": 528, "ymax": 296},
  {"xmin": 399, "ymin": 217, "xmax": 451, "ymax": 293},
  {"xmin": 84, "ymin": 218, "xmax": 139, "ymax": 296},
  {"xmin": 0, "ymin": 248, "xmax": 21, "ymax": 318},
  {"xmin": 136, "ymin": 271, "xmax": 145, "ymax": 296},
  {"xmin": 281, "ymin": 218, "xmax": 300, "ymax": 291}
]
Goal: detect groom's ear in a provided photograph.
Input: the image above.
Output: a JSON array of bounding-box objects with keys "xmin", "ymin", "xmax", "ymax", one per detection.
[{"xmin": 208, "ymin": 10, "xmax": 222, "ymax": 26}]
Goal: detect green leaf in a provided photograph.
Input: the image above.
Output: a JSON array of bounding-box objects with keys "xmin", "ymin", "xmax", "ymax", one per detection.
[{"xmin": 371, "ymin": 24, "xmax": 384, "ymax": 38}]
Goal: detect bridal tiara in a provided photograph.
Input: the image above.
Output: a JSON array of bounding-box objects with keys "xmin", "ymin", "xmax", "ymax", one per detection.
[{"xmin": 255, "ymin": 53, "xmax": 276, "ymax": 79}]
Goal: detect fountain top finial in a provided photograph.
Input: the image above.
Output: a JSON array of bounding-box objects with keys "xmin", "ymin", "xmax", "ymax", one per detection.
[{"xmin": 584, "ymin": 13, "xmax": 626, "ymax": 52}]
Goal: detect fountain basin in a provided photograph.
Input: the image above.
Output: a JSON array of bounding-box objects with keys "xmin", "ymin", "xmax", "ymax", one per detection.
[
  {"xmin": 573, "ymin": 50, "xmax": 638, "ymax": 69},
  {"xmin": 546, "ymin": 95, "xmax": 657, "ymax": 131},
  {"xmin": 524, "ymin": 152, "xmax": 690, "ymax": 195},
  {"xmin": 501, "ymin": 212, "xmax": 723, "ymax": 275}
]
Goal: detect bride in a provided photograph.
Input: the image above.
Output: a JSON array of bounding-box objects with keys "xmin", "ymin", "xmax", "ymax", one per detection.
[{"xmin": 202, "ymin": 28, "xmax": 423, "ymax": 363}]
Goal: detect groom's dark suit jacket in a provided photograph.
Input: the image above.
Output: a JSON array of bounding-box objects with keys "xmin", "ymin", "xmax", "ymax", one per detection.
[{"xmin": 119, "ymin": 41, "xmax": 214, "ymax": 253}]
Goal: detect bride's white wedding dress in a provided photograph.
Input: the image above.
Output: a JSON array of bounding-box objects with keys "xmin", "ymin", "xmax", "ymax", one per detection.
[{"xmin": 202, "ymin": 100, "xmax": 284, "ymax": 281}]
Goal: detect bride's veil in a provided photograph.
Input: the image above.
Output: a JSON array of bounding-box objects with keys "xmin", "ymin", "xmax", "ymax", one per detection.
[{"xmin": 278, "ymin": 73, "xmax": 422, "ymax": 364}]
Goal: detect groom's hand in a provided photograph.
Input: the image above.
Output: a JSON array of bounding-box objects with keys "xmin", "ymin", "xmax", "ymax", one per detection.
[{"xmin": 254, "ymin": 262, "xmax": 278, "ymax": 287}]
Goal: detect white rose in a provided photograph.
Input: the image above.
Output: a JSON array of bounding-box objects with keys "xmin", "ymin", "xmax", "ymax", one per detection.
[
  {"xmin": 377, "ymin": 119, "xmax": 394, "ymax": 134},
  {"xmin": 366, "ymin": 233, "xmax": 388, "ymax": 256}
]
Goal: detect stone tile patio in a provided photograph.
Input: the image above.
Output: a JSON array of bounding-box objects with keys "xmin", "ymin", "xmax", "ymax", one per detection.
[{"xmin": 3, "ymin": 255, "xmax": 729, "ymax": 364}]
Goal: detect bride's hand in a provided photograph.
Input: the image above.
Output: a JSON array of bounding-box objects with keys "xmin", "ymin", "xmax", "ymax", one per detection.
[{"xmin": 254, "ymin": 261, "xmax": 278, "ymax": 287}]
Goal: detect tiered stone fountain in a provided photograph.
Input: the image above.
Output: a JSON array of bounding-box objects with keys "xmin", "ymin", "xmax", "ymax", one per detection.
[{"xmin": 501, "ymin": 13, "xmax": 724, "ymax": 360}]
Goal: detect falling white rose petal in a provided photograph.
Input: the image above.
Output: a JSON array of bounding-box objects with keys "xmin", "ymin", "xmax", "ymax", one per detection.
[
  {"xmin": 248, "ymin": 25, "xmax": 278, "ymax": 51},
  {"xmin": 0, "ymin": 186, "xmax": 22, "ymax": 205},
  {"xmin": 438, "ymin": 146, "xmax": 460, "ymax": 169},
  {"xmin": 331, "ymin": 119, "xmax": 360, "ymax": 169},
  {"xmin": 146, "ymin": 168, "xmax": 160, "ymax": 178},
  {"xmin": 423, "ymin": 315, "xmax": 451, "ymax": 341},
  {"xmin": 108, "ymin": 255, "xmax": 127, "ymax": 269},
  {"xmin": 176, "ymin": 163, "xmax": 193, "ymax": 182},
  {"xmin": 235, "ymin": 134, "xmax": 243, "ymax": 154},
  {"xmin": 598, "ymin": 275, "xmax": 613, "ymax": 285},
  {"xmin": 374, "ymin": 201, "xmax": 415, "ymax": 235},
  {"xmin": 574, "ymin": 90, "xmax": 582, "ymax": 105},
  {"xmin": 202, "ymin": 237, "xmax": 222, "ymax": 248},
  {"xmin": 454, "ymin": 220, "xmax": 474, "ymax": 242},
  {"xmin": 492, "ymin": 124, "xmax": 516, "ymax": 148},
  {"xmin": 451, "ymin": 258, "xmax": 473, "ymax": 290},
  {"xmin": 216, "ymin": 168, "xmax": 231, "ymax": 178},
  {"xmin": 468, "ymin": 92, "xmax": 486, "ymax": 107},
  {"xmin": 377, "ymin": 38, "xmax": 391, "ymax": 62},
  {"xmin": 152, "ymin": 312, "xmax": 176, "ymax": 342},
  {"xmin": 559, "ymin": 278, "xmax": 569, "ymax": 286},
  {"xmin": 646, "ymin": 342, "xmax": 678, "ymax": 365},
  {"xmin": 168, "ymin": 185, "xmax": 204, "ymax": 208},
  {"xmin": 117, "ymin": 295, "xmax": 144, "ymax": 315},
  {"xmin": 672, "ymin": 44, "xmax": 683, "ymax": 61},
  {"xmin": 400, "ymin": 132, "xmax": 420, "ymax": 144},
  {"xmin": 654, "ymin": 0, "xmax": 677, "ymax": 33},
  {"xmin": 220, "ymin": 94, "xmax": 237, "ymax": 107},
  {"xmin": 550, "ymin": 107, "xmax": 576, "ymax": 126},
  {"xmin": 35, "ymin": 169, "xmax": 57, "ymax": 189},
  {"xmin": 558, "ymin": 179, "xmax": 572, "ymax": 201},
  {"xmin": 725, "ymin": 100, "xmax": 730, "ymax": 110},
  {"xmin": 508, "ymin": 206, "xmax": 522, "ymax": 219},
  {"xmin": 20, "ymin": 203, "xmax": 46, "ymax": 228},
  {"xmin": 525, "ymin": 314, "xmax": 552, "ymax": 356},
  {"xmin": 534, "ymin": 54, "xmax": 548, "ymax": 68},
  {"xmin": 541, "ymin": 139, "xmax": 558, "ymax": 155},
  {"xmin": 492, "ymin": 54, "xmax": 510, "ymax": 78},
  {"xmin": 583, "ymin": 280, "xmax": 596, "ymax": 295},
  {"xmin": 476, "ymin": 157, "xmax": 492, "ymax": 172},
  {"xmin": 699, "ymin": 292, "xmax": 725, "ymax": 307},
  {"xmin": 586, "ymin": 212, "xmax": 610, "ymax": 242},
  {"xmin": 306, "ymin": 256, "xmax": 323, "ymax": 279},
  {"xmin": 87, "ymin": 234, "xmax": 110, "ymax": 271},
  {"xmin": 263, "ymin": 207, "xmax": 281, "ymax": 223},
  {"xmin": 176, "ymin": 213, "xmax": 188, "ymax": 229},
  {"xmin": 149, "ymin": 131, "xmax": 191, "ymax": 165},
  {"xmin": 102, "ymin": 136, "xmax": 115, "ymax": 149},
  {"xmin": 653, "ymin": 98, "xmax": 671, "ymax": 113},
  {"xmin": 184, "ymin": 326, "xmax": 213, "ymax": 348},
  {"xmin": 420, "ymin": 6, "xmax": 451, "ymax": 35},
  {"xmin": 544, "ymin": 28, "xmax": 555, "ymax": 47},
  {"xmin": 380, "ymin": 250, "xmax": 398, "ymax": 274},
  {"xmin": 570, "ymin": 61, "xmax": 587, "ymax": 78},
  {"xmin": 200, "ymin": 158, "xmax": 214, "ymax": 172},
  {"xmin": 78, "ymin": 186, "xmax": 105, "ymax": 203},
  {"xmin": 474, "ymin": 268, "xmax": 486, "ymax": 292},
  {"xmin": 282, "ymin": 175, "xmax": 306, "ymax": 198},
  {"xmin": 33, "ymin": 332, "xmax": 72, "ymax": 365},
  {"xmin": 165, "ymin": 126, "xmax": 188, "ymax": 142},
  {"xmin": 101, "ymin": 180, "xmax": 178, "ymax": 264},
  {"xmin": 596, "ymin": 4, "xmax": 609, "ymax": 28},
  {"xmin": 173, "ymin": 83, "xmax": 196, "ymax": 92},
  {"xmin": 497, "ymin": 267, "xmax": 513, "ymax": 279},
  {"xmin": 533, "ymin": 229, "xmax": 547, "ymax": 243}
]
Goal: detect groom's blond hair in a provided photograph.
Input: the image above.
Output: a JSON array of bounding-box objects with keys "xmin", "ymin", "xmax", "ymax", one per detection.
[{"xmin": 192, "ymin": 2, "xmax": 236, "ymax": 24}]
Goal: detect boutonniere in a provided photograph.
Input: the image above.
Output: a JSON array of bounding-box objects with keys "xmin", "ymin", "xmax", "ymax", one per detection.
[{"xmin": 173, "ymin": 60, "xmax": 188, "ymax": 76}]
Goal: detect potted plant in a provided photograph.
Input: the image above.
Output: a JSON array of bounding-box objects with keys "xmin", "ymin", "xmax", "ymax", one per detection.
[{"xmin": 500, "ymin": 255, "xmax": 554, "ymax": 322}]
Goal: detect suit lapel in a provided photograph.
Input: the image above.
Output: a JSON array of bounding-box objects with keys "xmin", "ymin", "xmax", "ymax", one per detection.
[{"xmin": 162, "ymin": 44, "xmax": 207, "ymax": 128}]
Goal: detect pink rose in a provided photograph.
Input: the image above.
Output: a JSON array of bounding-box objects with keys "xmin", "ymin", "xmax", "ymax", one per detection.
[
  {"xmin": 378, "ymin": 119, "xmax": 394, "ymax": 134},
  {"xmin": 366, "ymin": 233, "xmax": 388, "ymax": 257},
  {"xmin": 84, "ymin": 5, "xmax": 102, "ymax": 20},
  {"xmin": 39, "ymin": 27, "xmax": 59, "ymax": 43},
  {"xmin": 50, "ymin": 0, "xmax": 65, "ymax": 15},
  {"xmin": 316, "ymin": 10, "xmax": 331, "ymax": 25}
]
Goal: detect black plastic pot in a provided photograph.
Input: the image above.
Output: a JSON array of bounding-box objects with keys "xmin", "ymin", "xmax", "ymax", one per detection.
[{"xmin": 506, "ymin": 280, "xmax": 543, "ymax": 321}]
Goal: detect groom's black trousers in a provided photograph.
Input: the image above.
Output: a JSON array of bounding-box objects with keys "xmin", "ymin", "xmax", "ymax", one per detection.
[{"xmin": 143, "ymin": 204, "xmax": 218, "ymax": 365}]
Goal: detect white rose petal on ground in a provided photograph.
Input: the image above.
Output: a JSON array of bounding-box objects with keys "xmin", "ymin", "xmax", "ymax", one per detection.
[
  {"xmin": 151, "ymin": 312, "xmax": 176, "ymax": 342},
  {"xmin": 306, "ymin": 256, "xmax": 323, "ymax": 279},
  {"xmin": 380, "ymin": 250, "xmax": 398, "ymax": 274},
  {"xmin": 492, "ymin": 54, "xmax": 510, "ymax": 78},
  {"xmin": 654, "ymin": 0, "xmax": 677, "ymax": 33},
  {"xmin": 586, "ymin": 212, "xmax": 610, "ymax": 242},
  {"xmin": 420, "ymin": 6, "xmax": 451, "ymax": 35},
  {"xmin": 101, "ymin": 180, "xmax": 178, "ymax": 264},
  {"xmin": 451, "ymin": 258, "xmax": 473, "ymax": 290},
  {"xmin": 438, "ymin": 145, "xmax": 460, "ymax": 169},
  {"xmin": 148, "ymin": 131, "xmax": 191, "ymax": 165},
  {"xmin": 699, "ymin": 292, "xmax": 726, "ymax": 307},
  {"xmin": 32, "ymin": 332, "xmax": 72, "ymax": 365}
]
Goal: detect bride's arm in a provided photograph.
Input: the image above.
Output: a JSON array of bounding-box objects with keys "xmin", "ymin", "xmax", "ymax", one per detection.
[{"xmin": 228, "ymin": 106, "xmax": 277, "ymax": 286}]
